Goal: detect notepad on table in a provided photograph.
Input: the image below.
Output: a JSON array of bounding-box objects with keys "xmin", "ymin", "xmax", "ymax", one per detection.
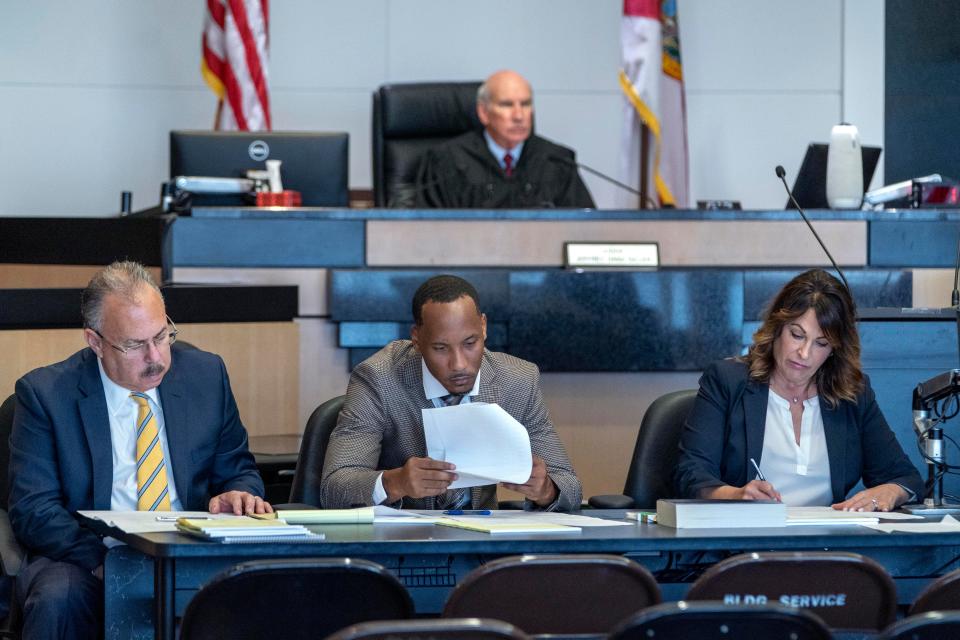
[
  {"xmin": 436, "ymin": 517, "xmax": 580, "ymax": 535},
  {"xmin": 656, "ymin": 499, "xmax": 787, "ymax": 529},
  {"xmin": 176, "ymin": 517, "xmax": 324, "ymax": 543},
  {"xmin": 251, "ymin": 507, "xmax": 375, "ymax": 524}
]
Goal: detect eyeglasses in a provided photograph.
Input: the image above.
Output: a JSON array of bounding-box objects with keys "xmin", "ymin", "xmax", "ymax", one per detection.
[{"xmin": 93, "ymin": 317, "xmax": 179, "ymax": 356}]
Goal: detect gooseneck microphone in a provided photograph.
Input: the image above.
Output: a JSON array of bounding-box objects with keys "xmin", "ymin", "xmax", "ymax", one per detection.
[
  {"xmin": 549, "ymin": 155, "xmax": 657, "ymax": 208},
  {"xmin": 775, "ymin": 165, "xmax": 850, "ymax": 291}
]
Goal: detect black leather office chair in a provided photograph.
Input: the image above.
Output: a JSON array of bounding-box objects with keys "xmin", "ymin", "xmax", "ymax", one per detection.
[
  {"xmin": 879, "ymin": 611, "xmax": 960, "ymax": 640},
  {"xmin": 443, "ymin": 554, "xmax": 660, "ymax": 636},
  {"xmin": 0, "ymin": 394, "xmax": 24, "ymax": 638},
  {"xmin": 371, "ymin": 81, "xmax": 481, "ymax": 207},
  {"xmin": 589, "ymin": 389, "xmax": 697, "ymax": 509},
  {"xmin": 327, "ymin": 617, "xmax": 531, "ymax": 640},
  {"xmin": 179, "ymin": 557, "xmax": 413, "ymax": 640},
  {"xmin": 288, "ymin": 395, "xmax": 345, "ymax": 506},
  {"xmin": 610, "ymin": 602, "xmax": 832, "ymax": 640},
  {"xmin": 686, "ymin": 551, "xmax": 897, "ymax": 632}
]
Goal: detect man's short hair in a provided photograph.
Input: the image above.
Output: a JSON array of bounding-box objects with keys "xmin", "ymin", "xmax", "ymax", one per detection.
[
  {"xmin": 476, "ymin": 81, "xmax": 491, "ymax": 106},
  {"xmin": 81, "ymin": 261, "xmax": 162, "ymax": 331},
  {"xmin": 412, "ymin": 275, "xmax": 481, "ymax": 326}
]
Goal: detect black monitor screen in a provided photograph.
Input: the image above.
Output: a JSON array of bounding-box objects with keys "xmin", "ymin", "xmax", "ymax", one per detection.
[{"xmin": 170, "ymin": 130, "xmax": 349, "ymax": 207}]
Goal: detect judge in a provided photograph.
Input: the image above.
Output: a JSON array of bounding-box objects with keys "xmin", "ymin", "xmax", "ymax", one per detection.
[{"xmin": 415, "ymin": 69, "xmax": 595, "ymax": 209}]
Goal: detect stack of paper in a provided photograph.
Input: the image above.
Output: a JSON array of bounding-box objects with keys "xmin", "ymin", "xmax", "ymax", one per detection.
[
  {"xmin": 785, "ymin": 506, "xmax": 922, "ymax": 526},
  {"xmin": 176, "ymin": 517, "xmax": 324, "ymax": 543},
  {"xmin": 656, "ymin": 499, "xmax": 787, "ymax": 528}
]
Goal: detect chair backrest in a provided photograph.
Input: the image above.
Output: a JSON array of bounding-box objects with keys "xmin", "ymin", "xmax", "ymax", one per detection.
[
  {"xmin": 879, "ymin": 611, "xmax": 960, "ymax": 640},
  {"xmin": 372, "ymin": 82, "xmax": 481, "ymax": 207},
  {"xmin": 179, "ymin": 557, "xmax": 413, "ymax": 640},
  {"xmin": 0, "ymin": 394, "xmax": 15, "ymax": 511},
  {"xmin": 911, "ymin": 567, "xmax": 960, "ymax": 614},
  {"xmin": 610, "ymin": 601, "xmax": 833, "ymax": 640},
  {"xmin": 327, "ymin": 617, "xmax": 531, "ymax": 640},
  {"xmin": 442, "ymin": 554, "xmax": 661, "ymax": 636},
  {"xmin": 686, "ymin": 551, "xmax": 897, "ymax": 631},
  {"xmin": 623, "ymin": 388, "xmax": 697, "ymax": 507},
  {"xmin": 289, "ymin": 395, "xmax": 345, "ymax": 506}
]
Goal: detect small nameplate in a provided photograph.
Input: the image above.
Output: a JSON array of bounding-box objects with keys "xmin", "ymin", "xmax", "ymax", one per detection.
[{"xmin": 564, "ymin": 242, "xmax": 659, "ymax": 270}]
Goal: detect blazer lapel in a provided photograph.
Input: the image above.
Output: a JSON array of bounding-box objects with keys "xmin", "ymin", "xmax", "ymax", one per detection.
[
  {"xmin": 742, "ymin": 381, "xmax": 769, "ymax": 472},
  {"xmin": 158, "ymin": 363, "xmax": 191, "ymax": 509},
  {"xmin": 821, "ymin": 401, "xmax": 848, "ymax": 502},
  {"xmin": 77, "ymin": 352, "xmax": 113, "ymax": 509},
  {"xmin": 475, "ymin": 351, "xmax": 501, "ymax": 406}
]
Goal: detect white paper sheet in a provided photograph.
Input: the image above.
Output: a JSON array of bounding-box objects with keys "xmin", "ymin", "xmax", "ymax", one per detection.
[
  {"xmin": 785, "ymin": 506, "xmax": 924, "ymax": 526},
  {"xmin": 491, "ymin": 511, "xmax": 634, "ymax": 527},
  {"xmin": 372, "ymin": 506, "xmax": 443, "ymax": 524},
  {"xmin": 860, "ymin": 514, "xmax": 960, "ymax": 533},
  {"xmin": 422, "ymin": 402, "xmax": 532, "ymax": 488}
]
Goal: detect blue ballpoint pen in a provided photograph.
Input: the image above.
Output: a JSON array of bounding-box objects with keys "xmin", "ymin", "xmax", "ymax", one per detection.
[{"xmin": 442, "ymin": 509, "xmax": 492, "ymax": 516}]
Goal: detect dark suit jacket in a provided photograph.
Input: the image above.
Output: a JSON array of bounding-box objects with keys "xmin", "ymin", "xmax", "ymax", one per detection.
[
  {"xmin": 414, "ymin": 130, "xmax": 596, "ymax": 209},
  {"xmin": 9, "ymin": 346, "xmax": 264, "ymax": 571},
  {"xmin": 320, "ymin": 340, "xmax": 582, "ymax": 511},
  {"xmin": 676, "ymin": 359, "xmax": 924, "ymax": 503}
]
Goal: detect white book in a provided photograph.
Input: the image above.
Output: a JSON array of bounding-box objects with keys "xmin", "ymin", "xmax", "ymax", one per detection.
[{"xmin": 656, "ymin": 499, "xmax": 786, "ymax": 529}]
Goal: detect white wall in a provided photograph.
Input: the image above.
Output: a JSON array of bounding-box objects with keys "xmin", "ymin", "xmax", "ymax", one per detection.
[{"xmin": 0, "ymin": 0, "xmax": 883, "ymax": 216}]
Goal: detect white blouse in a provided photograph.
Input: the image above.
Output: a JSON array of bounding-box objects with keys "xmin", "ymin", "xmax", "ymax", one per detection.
[{"xmin": 758, "ymin": 389, "xmax": 833, "ymax": 506}]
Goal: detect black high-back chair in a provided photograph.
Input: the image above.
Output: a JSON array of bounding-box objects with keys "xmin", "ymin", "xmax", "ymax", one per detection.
[
  {"xmin": 442, "ymin": 554, "xmax": 660, "ymax": 636},
  {"xmin": 610, "ymin": 602, "xmax": 833, "ymax": 640},
  {"xmin": 371, "ymin": 81, "xmax": 481, "ymax": 207},
  {"xmin": 910, "ymin": 566, "xmax": 960, "ymax": 614},
  {"xmin": 589, "ymin": 389, "xmax": 697, "ymax": 509},
  {"xmin": 179, "ymin": 558, "xmax": 413, "ymax": 640},
  {"xmin": 686, "ymin": 551, "xmax": 897, "ymax": 632},
  {"xmin": 879, "ymin": 611, "xmax": 960, "ymax": 639},
  {"xmin": 0, "ymin": 394, "xmax": 25, "ymax": 638},
  {"xmin": 288, "ymin": 395, "xmax": 345, "ymax": 506},
  {"xmin": 327, "ymin": 618, "xmax": 532, "ymax": 640}
]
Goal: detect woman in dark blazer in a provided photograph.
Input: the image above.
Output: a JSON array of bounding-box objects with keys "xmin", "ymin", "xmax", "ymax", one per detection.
[{"xmin": 676, "ymin": 269, "xmax": 923, "ymax": 511}]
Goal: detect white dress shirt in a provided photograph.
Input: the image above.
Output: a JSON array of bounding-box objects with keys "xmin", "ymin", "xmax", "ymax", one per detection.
[
  {"xmin": 98, "ymin": 361, "xmax": 183, "ymax": 511},
  {"xmin": 758, "ymin": 390, "xmax": 832, "ymax": 506},
  {"xmin": 371, "ymin": 359, "xmax": 482, "ymax": 505}
]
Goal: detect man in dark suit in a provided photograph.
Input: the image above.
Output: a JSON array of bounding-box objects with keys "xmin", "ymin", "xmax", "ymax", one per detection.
[
  {"xmin": 9, "ymin": 261, "xmax": 271, "ymax": 640},
  {"xmin": 415, "ymin": 70, "xmax": 595, "ymax": 209},
  {"xmin": 321, "ymin": 275, "xmax": 581, "ymax": 511}
]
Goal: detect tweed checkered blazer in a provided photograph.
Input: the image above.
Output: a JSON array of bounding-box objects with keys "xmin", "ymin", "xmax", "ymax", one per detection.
[{"xmin": 320, "ymin": 340, "xmax": 581, "ymax": 511}]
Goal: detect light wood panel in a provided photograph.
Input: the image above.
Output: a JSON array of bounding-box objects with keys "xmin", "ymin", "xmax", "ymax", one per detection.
[
  {"xmin": 0, "ymin": 321, "xmax": 298, "ymax": 438},
  {"xmin": 367, "ymin": 220, "xmax": 867, "ymax": 267},
  {"xmin": 0, "ymin": 264, "xmax": 162, "ymax": 289}
]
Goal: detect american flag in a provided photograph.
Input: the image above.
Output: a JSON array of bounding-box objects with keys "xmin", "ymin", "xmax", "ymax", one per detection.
[{"xmin": 201, "ymin": 0, "xmax": 271, "ymax": 131}]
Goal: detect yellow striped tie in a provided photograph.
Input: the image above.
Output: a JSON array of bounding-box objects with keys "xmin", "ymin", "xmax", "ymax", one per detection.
[{"xmin": 131, "ymin": 393, "xmax": 171, "ymax": 511}]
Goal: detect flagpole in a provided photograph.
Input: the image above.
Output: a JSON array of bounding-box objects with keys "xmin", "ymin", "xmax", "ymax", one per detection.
[
  {"xmin": 213, "ymin": 99, "xmax": 223, "ymax": 131},
  {"xmin": 639, "ymin": 124, "xmax": 650, "ymax": 209}
]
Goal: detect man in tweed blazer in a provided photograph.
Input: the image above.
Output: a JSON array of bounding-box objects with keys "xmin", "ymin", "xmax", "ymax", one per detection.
[{"xmin": 320, "ymin": 276, "xmax": 581, "ymax": 511}]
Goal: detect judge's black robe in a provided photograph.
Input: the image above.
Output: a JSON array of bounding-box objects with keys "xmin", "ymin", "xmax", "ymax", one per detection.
[{"xmin": 414, "ymin": 130, "xmax": 595, "ymax": 209}]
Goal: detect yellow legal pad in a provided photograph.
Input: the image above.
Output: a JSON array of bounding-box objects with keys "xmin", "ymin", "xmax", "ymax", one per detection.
[
  {"xmin": 435, "ymin": 517, "xmax": 579, "ymax": 535},
  {"xmin": 250, "ymin": 507, "xmax": 375, "ymax": 524}
]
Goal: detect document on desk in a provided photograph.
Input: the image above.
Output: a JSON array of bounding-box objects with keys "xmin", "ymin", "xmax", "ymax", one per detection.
[
  {"xmin": 860, "ymin": 514, "xmax": 960, "ymax": 533},
  {"xmin": 78, "ymin": 510, "xmax": 232, "ymax": 533},
  {"xmin": 423, "ymin": 402, "xmax": 532, "ymax": 488},
  {"xmin": 372, "ymin": 506, "xmax": 443, "ymax": 524},
  {"xmin": 252, "ymin": 507, "xmax": 375, "ymax": 524},
  {"xmin": 436, "ymin": 514, "xmax": 580, "ymax": 535},
  {"xmin": 786, "ymin": 506, "xmax": 922, "ymax": 526}
]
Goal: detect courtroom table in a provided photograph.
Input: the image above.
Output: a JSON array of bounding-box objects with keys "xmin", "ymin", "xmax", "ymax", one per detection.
[{"xmin": 93, "ymin": 510, "xmax": 960, "ymax": 640}]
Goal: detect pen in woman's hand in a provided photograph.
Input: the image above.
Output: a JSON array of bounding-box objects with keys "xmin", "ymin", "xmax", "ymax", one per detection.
[{"xmin": 749, "ymin": 458, "xmax": 766, "ymax": 482}]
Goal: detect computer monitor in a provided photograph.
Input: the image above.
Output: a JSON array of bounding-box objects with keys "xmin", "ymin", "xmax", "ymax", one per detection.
[
  {"xmin": 786, "ymin": 143, "xmax": 882, "ymax": 209},
  {"xmin": 170, "ymin": 130, "xmax": 349, "ymax": 207}
]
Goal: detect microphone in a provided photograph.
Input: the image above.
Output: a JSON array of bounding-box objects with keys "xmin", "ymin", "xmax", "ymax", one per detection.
[
  {"xmin": 775, "ymin": 165, "xmax": 850, "ymax": 292},
  {"xmin": 549, "ymin": 155, "xmax": 657, "ymax": 208}
]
